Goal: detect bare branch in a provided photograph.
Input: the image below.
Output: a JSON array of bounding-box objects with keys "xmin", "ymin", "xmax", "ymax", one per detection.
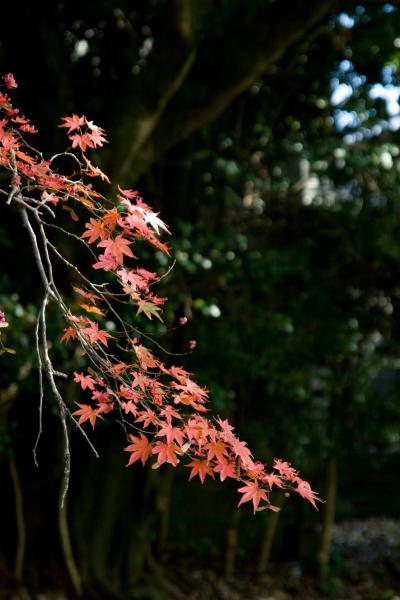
[{"xmin": 33, "ymin": 308, "xmax": 44, "ymax": 467}]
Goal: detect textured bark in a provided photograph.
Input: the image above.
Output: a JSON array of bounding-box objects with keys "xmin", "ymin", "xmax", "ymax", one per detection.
[
  {"xmin": 0, "ymin": 0, "xmax": 340, "ymax": 185},
  {"xmin": 109, "ymin": 0, "xmax": 340, "ymax": 184}
]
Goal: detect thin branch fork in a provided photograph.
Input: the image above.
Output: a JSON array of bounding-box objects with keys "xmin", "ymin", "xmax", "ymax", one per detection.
[{"xmin": 15, "ymin": 203, "xmax": 99, "ymax": 506}]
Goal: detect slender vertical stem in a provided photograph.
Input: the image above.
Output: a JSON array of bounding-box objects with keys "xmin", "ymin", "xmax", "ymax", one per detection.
[
  {"xmin": 33, "ymin": 307, "xmax": 44, "ymax": 467},
  {"xmin": 9, "ymin": 455, "xmax": 26, "ymax": 582},
  {"xmin": 59, "ymin": 485, "xmax": 83, "ymax": 597},
  {"xmin": 257, "ymin": 490, "xmax": 285, "ymax": 576},
  {"xmin": 224, "ymin": 505, "xmax": 240, "ymax": 577}
]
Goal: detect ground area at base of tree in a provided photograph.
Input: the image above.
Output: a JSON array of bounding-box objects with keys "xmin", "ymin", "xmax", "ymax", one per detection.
[{"xmin": 1, "ymin": 518, "xmax": 399, "ymax": 600}]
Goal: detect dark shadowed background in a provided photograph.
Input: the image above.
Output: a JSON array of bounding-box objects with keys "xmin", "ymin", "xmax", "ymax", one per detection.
[{"xmin": 1, "ymin": 2, "xmax": 400, "ymax": 599}]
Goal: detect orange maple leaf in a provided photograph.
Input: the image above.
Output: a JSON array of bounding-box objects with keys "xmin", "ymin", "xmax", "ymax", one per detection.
[
  {"xmin": 72, "ymin": 403, "xmax": 101, "ymax": 429},
  {"xmin": 81, "ymin": 217, "xmax": 107, "ymax": 244},
  {"xmin": 186, "ymin": 458, "xmax": 214, "ymax": 484},
  {"xmin": 60, "ymin": 326, "xmax": 76, "ymax": 343},
  {"xmin": 80, "ymin": 302, "xmax": 106, "ymax": 316}
]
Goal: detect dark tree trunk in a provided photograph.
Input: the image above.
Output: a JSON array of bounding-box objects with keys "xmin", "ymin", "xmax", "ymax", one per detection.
[{"xmin": 317, "ymin": 456, "xmax": 337, "ymax": 580}]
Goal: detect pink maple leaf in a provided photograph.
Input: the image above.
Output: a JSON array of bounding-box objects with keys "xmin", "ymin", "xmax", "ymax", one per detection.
[
  {"xmin": 186, "ymin": 458, "xmax": 214, "ymax": 484},
  {"xmin": 73, "ymin": 371, "xmax": 96, "ymax": 390},
  {"xmin": 124, "ymin": 433, "xmax": 152, "ymax": 466},
  {"xmin": 80, "ymin": 321, "xmax": 113, "ymax": 346},
  {"xmin": 152, "ymin": 441, "xmax": 180, "ymax": 466},
  {"xmin": 213, "ymin": 458, "xmax": 236, "ymax": 482},
  {"xmin": 295, "ymin": 480, "xmax": 321, "ymax": 509},
  {"xmin": 98, "ymin": 235, "xmax": 135, "ymax": 265},
  {"xmin": 59, "ymin": 114, "xmax": 85, "ymax": 133},
  {"xmin": 238, "ymin": 481, "xmax": 269, "ymax": 513}
]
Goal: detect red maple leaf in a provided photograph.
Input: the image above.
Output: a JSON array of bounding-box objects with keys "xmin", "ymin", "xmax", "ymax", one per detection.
[
  {"xmin": 102, "ymin": 208, "xmax": 119, "ymax": 230},
  {"xmin": 73, "ymin": 371, "xmax": 96, "ymax": 390},
  {"xmin": 118, "ymin": 186, "xmax": 139, "ymax": 199},
  {"xmin": 206, "ymin": 438, "xmax": 228, "ymax": 463},
  {"xmin": 262, "ymin": 472, "xmax": 284, "ymax": 490},
  {"xmin": 86, "ymin": 123, "xmax": 107, "ymax": 147},
  {"xmin": 124, "ymin": 433, "xmax": 152, "ymax": 466},
  {"xmin": 80, "ymin": 321, "xmax": 113, "ymax": 346},
  {"xmin": 156, "ymin": 422, "xmax": 185, "ymax": 446},
  {"xmin": 72, "ymin": 403, "xmax": 101, "ymax": 429},
  {"xmin": 185, "ymin": 417, "xmax": 211, "ymax": 446},
  {"xmin": 237, "ymin": 481, "xmax": 269, "ymax": 513},
  {"xmin": 213, "ymin": 458, "xmax": 236, "ymax": 482},
  {"xmin": 130, "ymin": 371, "xmax": 151, "ymax": 391},
  {"xmin": 59, "ymin": 114, "xmax": 85, "ymax": 133},
  {"xmin": 172, "ymin": 377, "xmax": 208, "ymax": 401},
  {"xmin": 273, "ymin": 459, "xmax": 298, "ymax": 482},
  {"xmin": 81, "ymin": 217, "xmax": 107, "ymax": 244},
  {"xmin": 152, "ymin": 441, "xmax": 180, "ymax": 466},
  {"xmin": 186, "ymin": 458, "xmax": 214, "ymax": 484},
  {"xmin": 109, "ymin": 362, "xmax": 129, "ymax": 376},
  {"xmin": 70, "ymin": 132, "xmax": 94, "ymax": 152},
  {"xmin": 120, "ymin": 401, "xmax": 139, "ymax": 417},
  {"xmin": 98, "ymin": 235, "xmax": 135, "ymax": 265},
  {"xmin": 133, "ymin": 344, "xmax": 158, "ymax": 370},
  {"xmin": 92, "ymin": 253, "xmax": 119, "ymax": 272},
  {"xmin": 60, "ymin": 326, "xmax": 77, "ymax": 343},
  {"xmin": 135, "ymin": 408, "xmax": 158, "ymax": 428},
  {"xmin": 230, "ymin": 437, "xmax": 253, "ymax": 468},
  {"xmin": 159, "ymin": 405, "xmax": 181, "ymax": 422},
  {"xmin": 295, "ymin": 480, "xmax": 321, "ymax": 509},
  {"xmin": 73, "ymin": 286, "xmax": 100, "ymax": 304}
]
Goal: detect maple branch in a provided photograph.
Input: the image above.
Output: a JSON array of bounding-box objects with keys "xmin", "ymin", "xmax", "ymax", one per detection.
[
  {"xmin": 6, "ymin": 150, "xmax": 20, "ymax": 205},
  {"xmin": 44, "ymin": 230, "xmax": 183, "ymax": 359},
  {"xmin": 33, "ymin": 304, "xmax": 44, "ymax": 468},
  {"xmin": 40, "ymin": 292, "xmax": 71, "ymax": 507},
  {"xmin": 19, "ymin": 205, "xmax": 53, "ymax": 293},
  {"xmin": 18, "ymin": 204, "xmax": 100, "ymax": 472},
  {"xmin": 0, "ymin": 78, "xmax": 320, "ymax": 516}
]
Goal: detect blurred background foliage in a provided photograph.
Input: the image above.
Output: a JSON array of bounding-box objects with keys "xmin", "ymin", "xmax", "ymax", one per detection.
[{"xmin": 1, "ymin": 1, "xmax": 400, "ymax": 599}]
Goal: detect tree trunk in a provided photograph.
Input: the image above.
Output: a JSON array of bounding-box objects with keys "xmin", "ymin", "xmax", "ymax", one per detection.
[
  {"xmin": 58, "ymin": 487, "xmax": 82, "ymax": 597},
  {"xmin": 9, "ymin": 455, "xmax": 26, "ymax": 583},
  {"xmin": 317, "ymin": 456, "xmax": 337, "ymax": 580},
  {"xmin": 224, "ymin": 505, "xmax": 240, "ymax": 577},
  {"xmin": 156, "ymin": 468, "xmax": 174, "ymax": 563},
  {"xmin": 256, "ymin": 490, "xmax": 285, "ymax": 576}
]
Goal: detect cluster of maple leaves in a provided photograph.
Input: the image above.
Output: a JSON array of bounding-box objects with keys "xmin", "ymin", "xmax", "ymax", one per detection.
[{"xmin": 0, "ymin": 73, "xmax": 320, "ymax": 513}]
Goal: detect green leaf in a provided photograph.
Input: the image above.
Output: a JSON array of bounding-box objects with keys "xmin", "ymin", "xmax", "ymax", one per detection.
[{"xmin": 136, "ymin": 302, "xmax": 163, "ymax": 321}]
